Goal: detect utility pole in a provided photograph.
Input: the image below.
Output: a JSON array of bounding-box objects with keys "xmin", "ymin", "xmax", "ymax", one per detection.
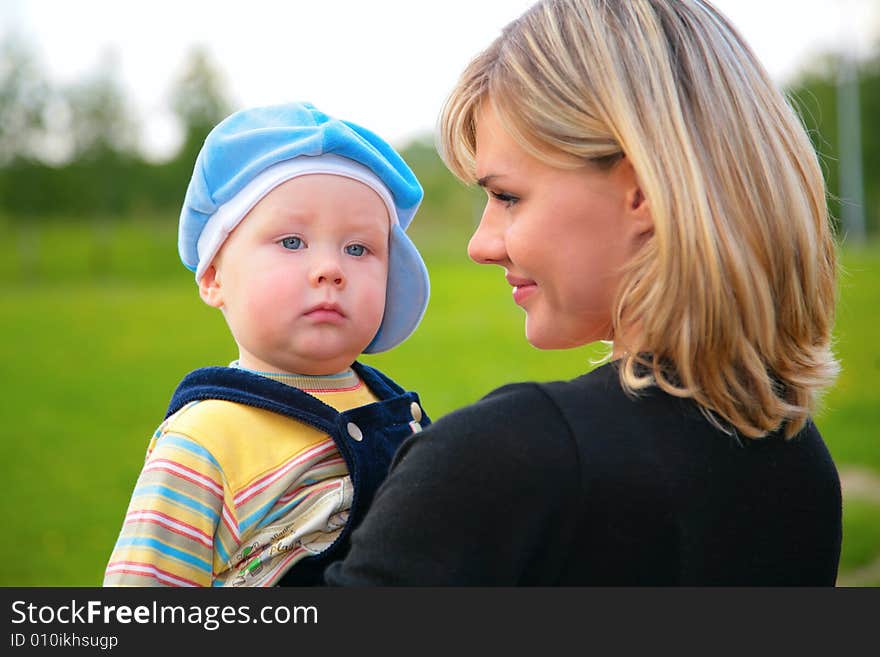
[{"xmin": 836, "ymin": 0, "xmax": 867, "ymax": 245}]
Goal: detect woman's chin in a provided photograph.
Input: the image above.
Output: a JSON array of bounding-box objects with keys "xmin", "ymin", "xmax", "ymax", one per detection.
[
  {"xmin": 524, "ymin": 324, "xmax": 567, "ymax": 350},
  {"xmin": 525, "ymin": 320, "xmax": 603, "ymax": 351}
]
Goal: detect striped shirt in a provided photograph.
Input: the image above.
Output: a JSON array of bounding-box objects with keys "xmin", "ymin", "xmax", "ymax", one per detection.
[{"xmin": 104, "ymin": 367, "xmax": 379, "ymax": 587}]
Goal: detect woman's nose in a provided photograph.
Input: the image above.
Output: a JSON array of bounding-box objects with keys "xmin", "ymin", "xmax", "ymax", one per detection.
[{"xmin": 467, "ymin": 206, "xmax": 507, "ymax": 265}]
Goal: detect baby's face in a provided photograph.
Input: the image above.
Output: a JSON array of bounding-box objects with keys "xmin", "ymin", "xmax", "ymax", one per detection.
[{"xmin": 206, "ymin": 174, "xmax": 390, "ymax": 375}]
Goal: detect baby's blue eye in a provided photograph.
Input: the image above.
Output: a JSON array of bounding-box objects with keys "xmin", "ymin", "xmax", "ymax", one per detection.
[
  {"xmin": 345, "ymin": 244, "xmax": 366, "ymax": 256},
  {"xmin": 281, "ymin": 236, "xmax": 303, "ymax": 250}
]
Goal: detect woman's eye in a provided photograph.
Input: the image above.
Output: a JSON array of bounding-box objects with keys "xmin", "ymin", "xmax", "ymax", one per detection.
[
  {"xmin": 280, "ymin": 236, "xmax": 303, "ymax": 250},
  {"xmin": 490, "ymin": 190, "xmax": 519, "ymax": 207},
  {"xmin": 345, "ymin": 244, "xmax": 367, "ymax": 256}
]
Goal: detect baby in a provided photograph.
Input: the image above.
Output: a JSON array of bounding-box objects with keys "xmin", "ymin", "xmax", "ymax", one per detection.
[{"xmin": 104, "ymin": 102, "xmax": 430, "ymax": 586}]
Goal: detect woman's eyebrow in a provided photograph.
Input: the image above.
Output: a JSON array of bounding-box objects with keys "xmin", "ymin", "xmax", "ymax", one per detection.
[{"xmin": 476, "ymin": 174, "xmax": 501, "ymax": 187}]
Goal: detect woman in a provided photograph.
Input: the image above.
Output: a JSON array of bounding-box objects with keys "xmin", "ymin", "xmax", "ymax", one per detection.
[{"xmin": 325, "ymin": 0, "xmax": 842, "ymax": 585}]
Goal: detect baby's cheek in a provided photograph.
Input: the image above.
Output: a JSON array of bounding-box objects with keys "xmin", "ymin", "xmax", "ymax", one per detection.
[
  {"xmin": 258, "ymin": 272, "xmax": 300, "ymax": 304},
  {"xmin": 366, "ymin": 288, "xmax": 388, "ymax": 329}
]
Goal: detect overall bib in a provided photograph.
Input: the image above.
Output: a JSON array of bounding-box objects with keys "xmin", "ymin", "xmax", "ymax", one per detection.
[{"xmin": 164, "ymin": 361, "xmax": 429, "ymax": 586}]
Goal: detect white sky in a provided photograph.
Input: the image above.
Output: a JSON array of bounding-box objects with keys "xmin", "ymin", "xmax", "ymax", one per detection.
[{"xmin": 3, "ymin": 0, "xmax": 878, "ymax": 160}]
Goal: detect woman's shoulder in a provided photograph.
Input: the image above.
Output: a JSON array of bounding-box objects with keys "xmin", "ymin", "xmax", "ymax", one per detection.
[
  {"xmin": 481, "ymin": 360, "xmax": 619, "ymax": 402},
  {"xmin": 425, "ymin": 362, "xmax": 625, "ymax": 438},
  {"xmin": 435, "ymin": 380, "xmax": 570, "ymax": 438},
  {"xmin": 390, "ymin": 377, "xmax": 582, "ymax": 503},
  {"xmin": 404, "ymin": 364, "xmax": 624, "ymax": 458},
  {"xmin": 399, "ymin": 376, "xmax": 582, "ymax": 468},
  {"xmin": 483, "ymin": 361, "xmax": 633, "ymax": 418}
]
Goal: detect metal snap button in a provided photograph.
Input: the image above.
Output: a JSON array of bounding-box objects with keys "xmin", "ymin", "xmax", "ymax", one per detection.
[{"xmin": 346, "ymin": 422, "xmax": 363, "ymax": 442}]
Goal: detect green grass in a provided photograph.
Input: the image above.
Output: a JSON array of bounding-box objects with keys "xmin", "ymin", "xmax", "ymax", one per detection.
[
  {"xmin": 840, "ymin": 499, "xmax": 880, "ymax": 578},
  {"xmin": 0, "ymin": 218, "xmax": 878, "ymax": 586},
  {"xmin": 819, "ymin": 245, "xmax": 880, "ymax": 471}
]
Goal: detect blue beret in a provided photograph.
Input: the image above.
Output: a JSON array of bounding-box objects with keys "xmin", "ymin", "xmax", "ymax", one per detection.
[{"xmin": 178, "ymin": 102, "xmax": 429, "ymax": 353}]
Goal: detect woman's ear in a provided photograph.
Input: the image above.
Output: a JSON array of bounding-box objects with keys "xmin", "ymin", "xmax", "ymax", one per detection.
[
  {"xmin": 620, "ymin": 159, "xmax": 653, "ymax": 239},
  {"xmin": 198, "ymin": 264, "xmax": 224, "ymax": 308}
]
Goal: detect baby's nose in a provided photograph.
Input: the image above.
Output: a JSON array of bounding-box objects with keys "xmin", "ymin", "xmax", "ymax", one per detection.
[{"xmin": 310, "ymin": 256, "xmax": 345, "ymax": 287}]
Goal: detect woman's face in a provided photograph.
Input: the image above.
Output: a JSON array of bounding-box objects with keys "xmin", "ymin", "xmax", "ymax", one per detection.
[{"xmin": 469, "ymin": 102, "xmax": 650, "ymax": 350}]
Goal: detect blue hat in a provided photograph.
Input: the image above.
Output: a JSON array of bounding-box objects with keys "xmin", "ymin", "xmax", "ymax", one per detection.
[{"xmin": 178, "ymin": 102, "xmax": 430, "ymax": 353}]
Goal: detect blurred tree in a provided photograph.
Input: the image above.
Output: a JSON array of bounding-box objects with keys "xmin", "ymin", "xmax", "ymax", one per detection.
[
  {"xmin": 169, "ymin": 46, "xmax": 233, "ymax": 170},
  {"xmin": 62, "ymin": 48, "xmax": 139, "ymax": 162},
  {"xmin": 0, "ymin": 41, "xmax": 145, "ymax": 217},
  {"xmin": 0, "ymin": 43, "xmax": 235, "ymax": 219},
  {"xmin": 44, "ymin": 48, "xmax": 141, "ymax": 216},
  {"xmin": 400, "ymin": 138, "xmax": 483, "ymax": 256},
  {"xmin": 787, "ymin": 48, "xmax": 880, "ymax": 239},
  {"xmin": 0, "ymin": 34, "xmax": 50, "ymax": 165}
]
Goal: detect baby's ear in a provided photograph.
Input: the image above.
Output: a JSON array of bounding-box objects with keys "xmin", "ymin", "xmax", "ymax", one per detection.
[{"xmin": 198, "ymin": 265, "xmax": 224, "ymax": 308}]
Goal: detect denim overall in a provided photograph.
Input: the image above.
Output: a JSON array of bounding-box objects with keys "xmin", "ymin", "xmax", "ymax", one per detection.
[{"xmin": 163, "ymin": 361, "xmax": 429, "ymax": 586}]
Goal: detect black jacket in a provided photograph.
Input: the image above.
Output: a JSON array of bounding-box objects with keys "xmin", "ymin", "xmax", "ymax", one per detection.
[{"xmin": 325, "ymin": 362, "xmax": 842, "ymax": 585}]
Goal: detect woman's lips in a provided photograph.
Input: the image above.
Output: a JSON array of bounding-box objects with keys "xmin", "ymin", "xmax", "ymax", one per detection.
[
  {"xmin": 512, "ymin": 283, "xmax": 537, "ymax": 305},
  {"xmin": 505, "ymin": 274, "xmax": 537, "ymax": 306}
]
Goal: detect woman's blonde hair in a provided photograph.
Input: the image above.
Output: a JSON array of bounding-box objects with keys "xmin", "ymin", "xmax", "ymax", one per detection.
[{"xmin": 439, "ymin": 0, "xmax": 839, "ymax": 439}]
